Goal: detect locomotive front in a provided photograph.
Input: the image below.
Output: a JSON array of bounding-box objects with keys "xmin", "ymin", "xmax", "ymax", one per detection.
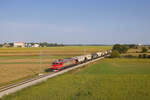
[{"xmin": 51, "ymin": 59, "xmax": 63, "ymax": 70}]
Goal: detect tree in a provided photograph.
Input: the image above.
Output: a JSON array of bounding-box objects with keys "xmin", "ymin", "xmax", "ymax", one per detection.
[
  {"xmin": 8, "ymin": 43, "xmax": 13, "ymax": 47},
  {"xmin": 0, "ymin": 44, "xmax": 2, "ymax": 47},
  {"xmin": 142, "ymin": 47, "xmax": 148, "ymax": 53},
  {"xmin": 113, "ymin": 44, "xmax": 129, "ymax": 53},
  {"xmin": 110, "ymin": 50, "xmax": 120, "ymax": 58},
  {"xmin": 128, "ymin": 44, "xmax": 137, "ymax": 49},
  {"xmin": 143, "ymin": 54, "xmax": 147, "ymax": 58},
  {"xmin": 121, "ymin": 45, "xmax": 129, "ymax": 53}
]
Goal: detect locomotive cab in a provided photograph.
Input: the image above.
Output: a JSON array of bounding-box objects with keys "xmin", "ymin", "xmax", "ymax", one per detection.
[
  {"xmin": 51, "ymin": 58, "xmax": 77, "ymax": 71},
  {"xmin": 51, "ymin": 59, "xmax": 63, "ymax": 70}
]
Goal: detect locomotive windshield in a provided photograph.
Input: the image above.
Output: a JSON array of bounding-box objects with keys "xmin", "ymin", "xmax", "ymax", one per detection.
[
  {"xmin": 52, "ymin": 62, "xmax": 61, "ymax": 65},
  {"xmin": 52, "ymin": 59, "xmax": 62, "ymax": 65}
]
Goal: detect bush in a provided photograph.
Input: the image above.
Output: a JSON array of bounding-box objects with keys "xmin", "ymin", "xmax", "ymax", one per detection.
[
  {"xmin": 142, "ymin": 47, "xmax": 148, "ymax": 53},
  {"xmin": 124, "ymin": 55, "xmax": 136, "ymax": 58},
  {"xmin": 147, "ymin": 55, "xmax": 150, "ymax": 58},
  {"xmin": 143, "ymin": 54, "xmax": 147, "ymax": 58},
  {"xmin": 149, "ymin": 47, "xmax": 150, "ymax": 49},
  {"xmin": 138, "ymin": 54, "xmax": 142, "ymax": 58},
  {"xmin": 110, "ymin": 50, "xmax": 120, "ymax": 58}
]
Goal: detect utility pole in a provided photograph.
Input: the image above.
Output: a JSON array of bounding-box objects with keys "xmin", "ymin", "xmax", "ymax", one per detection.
[{"xmin": 39, "ymin": 50, "xmax": 43, "ymax": 76}]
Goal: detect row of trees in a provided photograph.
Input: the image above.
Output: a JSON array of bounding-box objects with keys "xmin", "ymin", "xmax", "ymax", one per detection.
[
  {"xmin": 27, "ymin": 42, "xmax": 64, "ymax": 47},
  {"xmin": 139, "ymin": 54, "xmax": 150, "ymax": 58},
  {"xmin": 0, "ymin": 43, "xmax": 13, "ymax": 47},
  {"xmin": 0, "ymin": 42, "xmax": 64, "ymax": 48},
  {"xmin": 39, "ymin": 42, "xmax": 64, "ymax": 47}
]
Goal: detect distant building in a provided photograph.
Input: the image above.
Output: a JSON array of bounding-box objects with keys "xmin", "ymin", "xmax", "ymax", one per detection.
[
  {"xmin": 14, "ymin": 42, "xmax": 25, "ymax": 47},
  {"xmin": 32, "ymin": 44, "xmax": 40, "ymax": 47},
  {"xmin": 138, "ymin": 43, "xmax": 142, "ymax": 46},
  {"xmin": 2, "ymin": 43, "xmax": 10, "ymax": 48}
]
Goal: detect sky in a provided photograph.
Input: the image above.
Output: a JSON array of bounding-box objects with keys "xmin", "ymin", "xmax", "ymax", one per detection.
[{"xmin": 0, "ymin": 0, "xmax": 150, "ymax": 44}]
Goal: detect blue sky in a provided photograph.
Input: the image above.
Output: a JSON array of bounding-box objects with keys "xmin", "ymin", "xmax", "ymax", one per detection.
[{"xmin": 0, "ymin": 0, "xmax": 150, "ymax": 44}]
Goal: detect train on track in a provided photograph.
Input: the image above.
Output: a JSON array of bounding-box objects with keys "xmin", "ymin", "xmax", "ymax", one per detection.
[{"xmin": 51, "ymin": 50, "xmax": 112, "ymax": 71}]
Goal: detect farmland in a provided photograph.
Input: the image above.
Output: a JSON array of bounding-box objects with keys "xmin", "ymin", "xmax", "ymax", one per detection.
[
  {"xmin": 1, "ymin": 58, "xmax": 150, "ymax": 100},
  {"xmin": 121, "ymin": 47, "xmax": 150, "ymax": 57},
  {"xmin": 0, "ymin": 46, "xmax": 111, "ymax": 86}
]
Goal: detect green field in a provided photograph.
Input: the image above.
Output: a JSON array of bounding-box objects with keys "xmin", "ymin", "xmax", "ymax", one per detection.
[
  {"xmin": 1, "ymin": 58, "xmax": 150, "ymax": 100},
  {"xmin": 0, "ymin": 46, "xmax": 111, "ymax": 87}
]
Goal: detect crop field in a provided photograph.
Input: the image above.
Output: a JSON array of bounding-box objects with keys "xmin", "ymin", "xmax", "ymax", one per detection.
[
  {"xmin": 1, "ymin": 58, "xmax": 150, "ymax": 100},
  {"xmin": 122, "ymin": 47, "xmax": 150, "ymax": 57},
  {"xmin": 0, "ymin": 46, "xmax": 111, "ymax": 86}
]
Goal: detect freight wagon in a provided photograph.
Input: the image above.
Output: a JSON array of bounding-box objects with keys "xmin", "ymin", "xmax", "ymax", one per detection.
[
  {"xmin": 73, "ymin": 56, "xmax": 86, "ymax": 63},
  {"xmin": 51, "ymin": 50, "xmax": 111, "ymax": 71},
  {"xmin": 84, "ymin": 54, "xmax": 92, "ymax": 61},
  {"xmin": 96, "ymin": 51, "xmax": 102, "ymax": 57},
  {"xmin": 92, "ymin": 53, "xmax": 98, "ymax": 59}
]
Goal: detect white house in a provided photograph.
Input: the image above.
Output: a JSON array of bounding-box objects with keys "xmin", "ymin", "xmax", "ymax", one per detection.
[
  {"xmin": 14, "ymin": 42, "xmax": 25, "ymax": 47},
  {"xmin": 32, "ymin": 44, "xmax": 40, "ymax": 47},
  {"xmin": 138, "ymin": 43, "xmax": 142, "ymax": 46}
]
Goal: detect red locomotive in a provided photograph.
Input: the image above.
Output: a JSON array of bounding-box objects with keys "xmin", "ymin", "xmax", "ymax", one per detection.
[{"xmin": 51, "ymin": 58, "xmax": 77, "ymax": 71}]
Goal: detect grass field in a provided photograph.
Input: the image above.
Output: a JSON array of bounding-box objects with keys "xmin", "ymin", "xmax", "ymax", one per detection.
[
  {"xmin": 0, "ymin": 46, "xmax": 111, "ymax": 86},
  {"xmin": 1, "ymin": 58, "xmax": 150, "ymax": 100}
]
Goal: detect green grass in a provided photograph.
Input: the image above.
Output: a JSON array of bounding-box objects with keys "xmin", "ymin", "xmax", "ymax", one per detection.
[
  {"xmin": 77, "ymin": 58, "xmax": 150, "ymax": 74},
  {"xmin": 1, "ymin": 58, "xmax": 150, "ymax": 100}
]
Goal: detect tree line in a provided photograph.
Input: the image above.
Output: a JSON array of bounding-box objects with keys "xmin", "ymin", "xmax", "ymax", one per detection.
[{"xmin": 0, "ymin": 42, "xmax": 64, "ymax": 47}]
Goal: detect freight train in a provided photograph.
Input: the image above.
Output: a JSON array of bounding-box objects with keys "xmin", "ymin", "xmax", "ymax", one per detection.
[{"xmin": 51, "ymin": 50, "xmax": 112, "ymax": 71}]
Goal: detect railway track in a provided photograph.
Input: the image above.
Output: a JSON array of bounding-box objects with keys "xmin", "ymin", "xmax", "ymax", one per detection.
[
  {"xmin": 0, "ymin": 55, "xmax": 107, "ymax": 98},
  {"xmin": 0, "ymin": 72, "xmax": 54, "ymax": 92}
]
